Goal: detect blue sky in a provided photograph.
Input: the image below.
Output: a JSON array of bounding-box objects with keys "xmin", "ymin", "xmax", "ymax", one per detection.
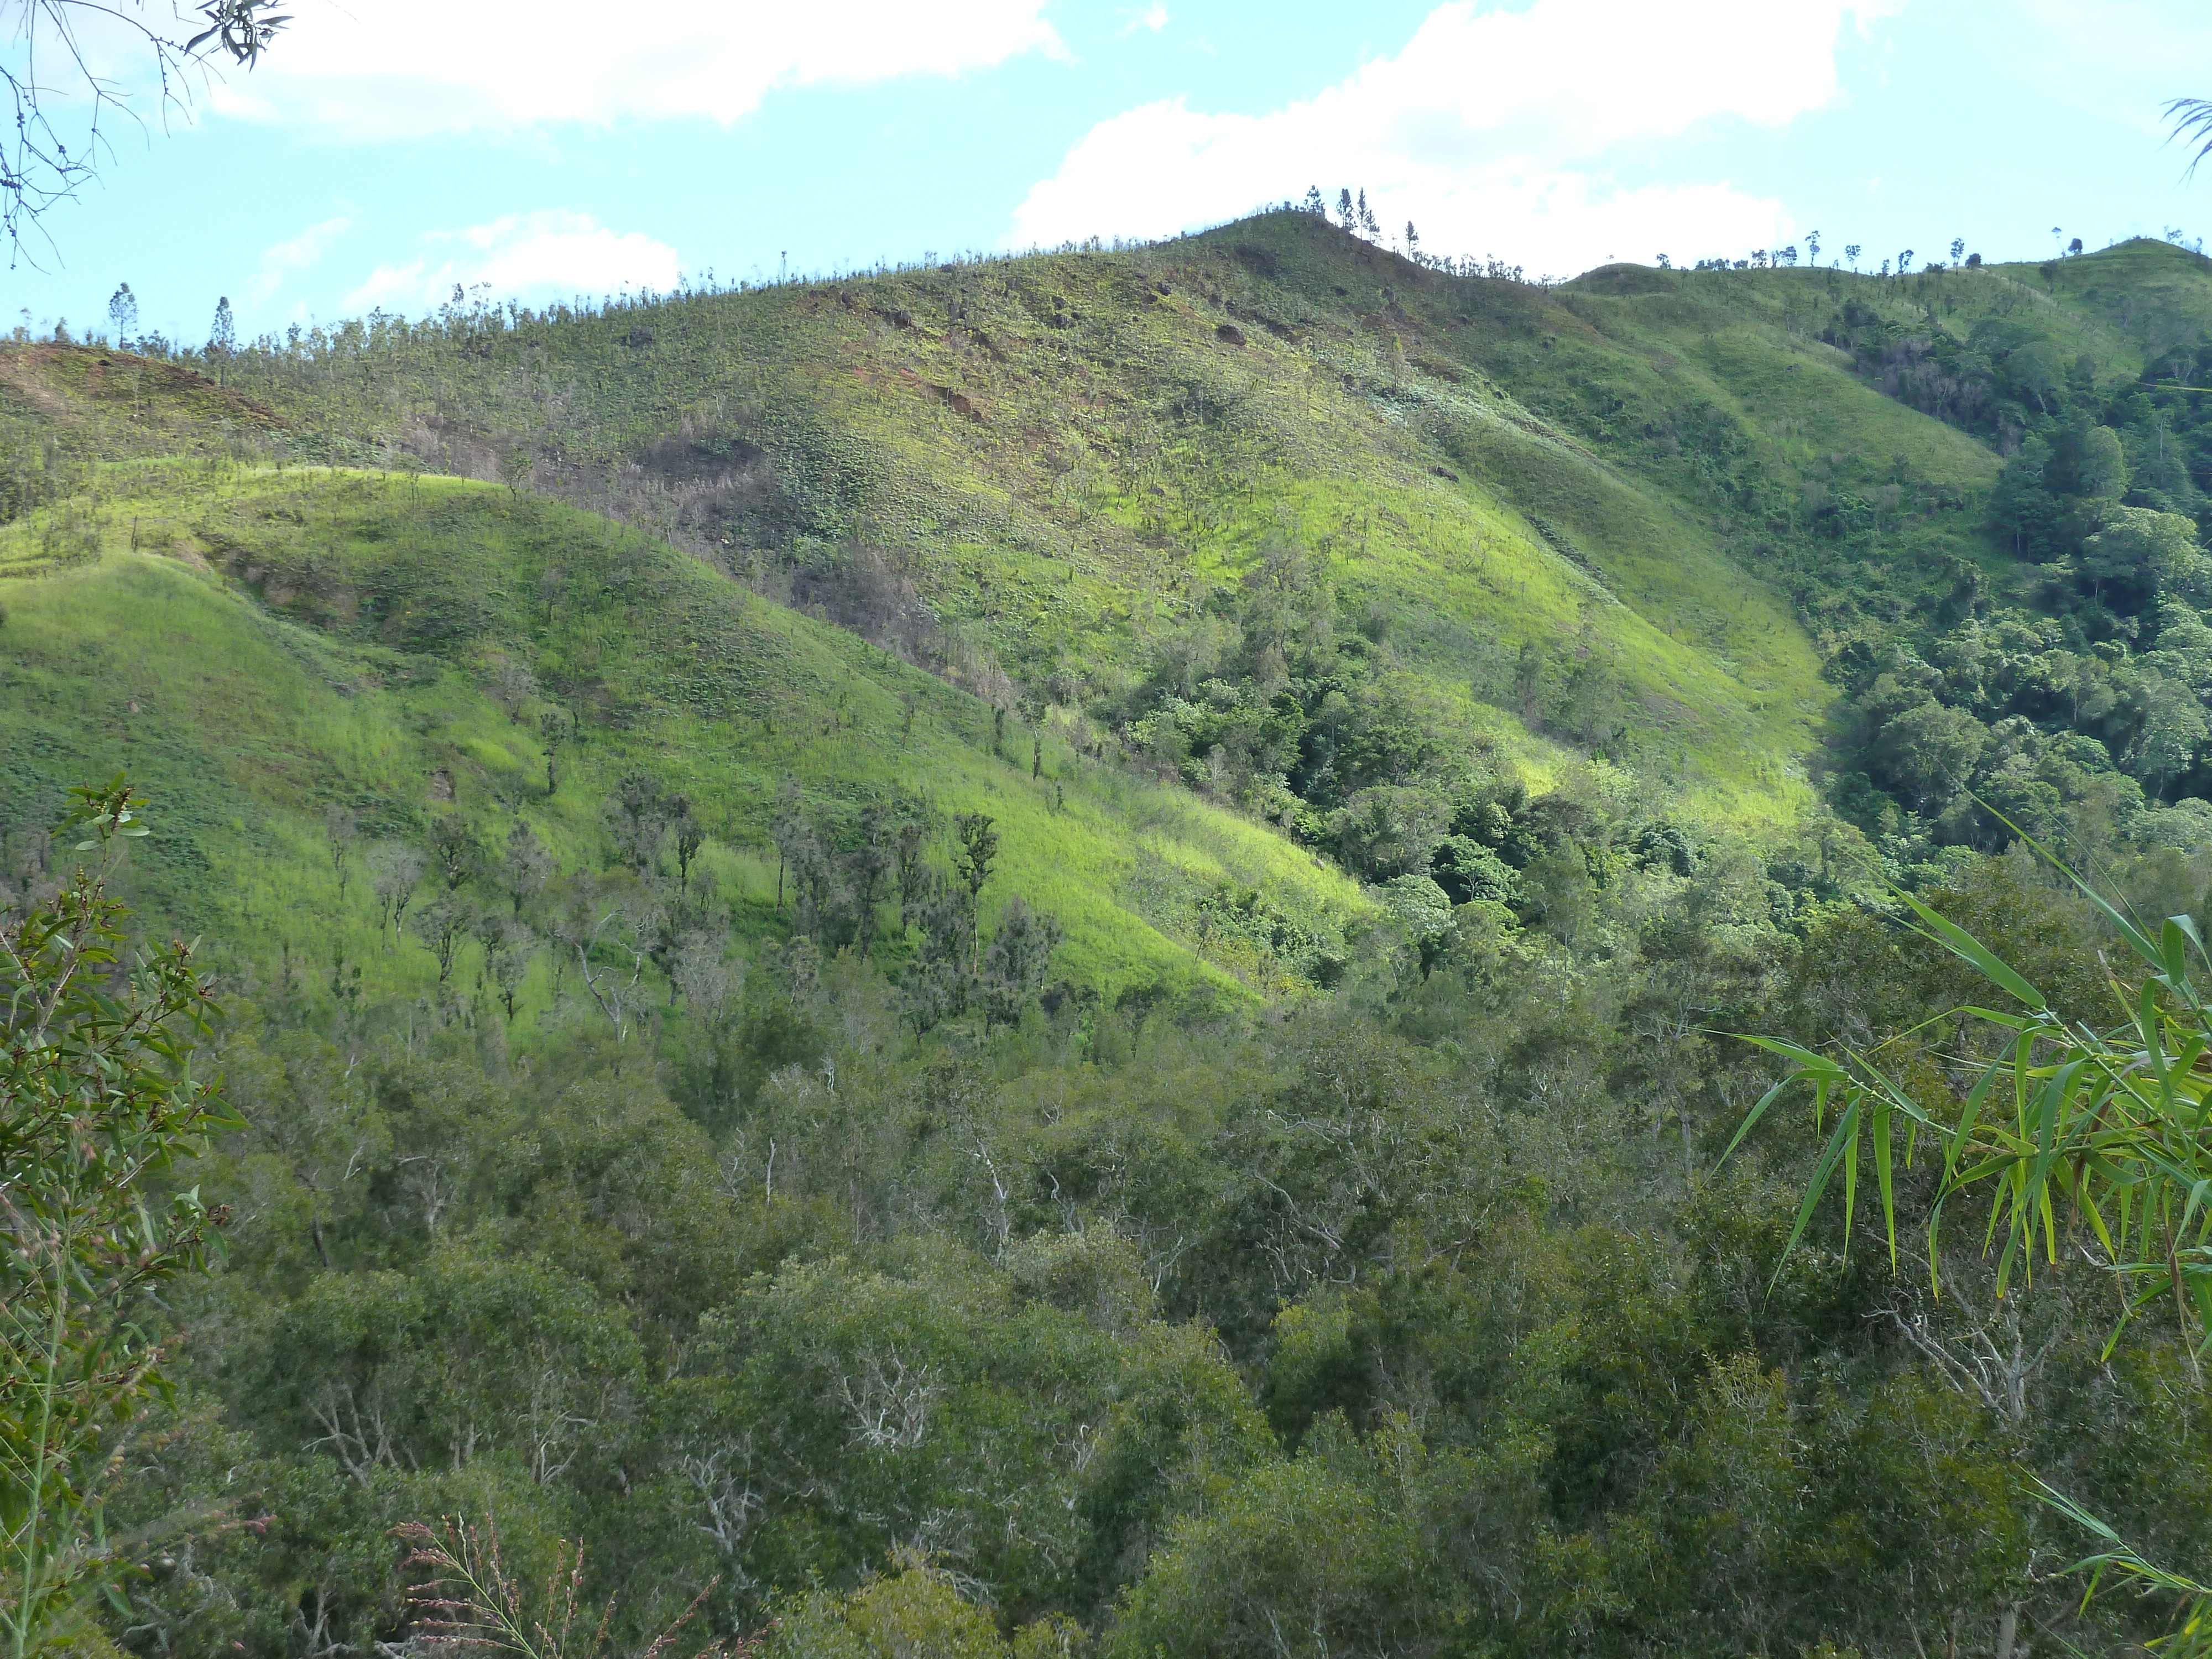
[{"xmin": 13, "ymin": 0, "xmax": 2212, "ymax": 347}]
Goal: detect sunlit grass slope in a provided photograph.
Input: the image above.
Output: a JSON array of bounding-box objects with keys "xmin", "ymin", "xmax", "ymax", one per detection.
[
  {"xmin": 183, "ymin": 213, "xmax": 1854, "ymax": 826},
  {"xmin": 24, "ymin": 215, "xmax": 2161, "ymax": 897},
  {"xmin": 229, "ymin": 225, "xmax": 2183, "ymax": 826},
  {"xmin": 1910, "ymin": 237, "xmax": 2212, "ymax": 380},
  {"xmin": 0, "ymin": 463, "xmax": 1368, "ymax": 1010}
]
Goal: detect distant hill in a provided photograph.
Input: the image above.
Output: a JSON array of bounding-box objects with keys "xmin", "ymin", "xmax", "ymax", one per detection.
[{"xmin": 8, "ymin": 219, "xmax": 2212, "ymax": 1009}]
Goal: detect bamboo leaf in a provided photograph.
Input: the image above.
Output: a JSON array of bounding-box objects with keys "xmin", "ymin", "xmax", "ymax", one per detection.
[
  {"xmin": 1872, "ymin": 1100, "xmax": 1897, "ymax": 1271},
  {"xmin": 1893, "ymin": 885, "xmax": 2047, "ymax": 1011},
  {"xmin": 1770, "ymin": 1100, "xmax": 1864, "ymax": 1291},
  {"xmin": 1720, "ymin": 1041, "xmax": 1835, "ymax": 1164},
  {"xmin": 2162, "ymin": 915, "xmax": 2194, "ymax": 995}
]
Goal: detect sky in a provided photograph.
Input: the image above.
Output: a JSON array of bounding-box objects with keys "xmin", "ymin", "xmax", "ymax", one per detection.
[{"xmin": 12, "ymin": 0, "xmax": 2212, "ymax": 346}]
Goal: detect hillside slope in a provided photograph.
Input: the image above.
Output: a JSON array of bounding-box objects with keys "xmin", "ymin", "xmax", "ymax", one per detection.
[
  {"xmin": 12, "ymin": 225, "xmax": 2212, "ymax": 1659},
  {"xmin": 15, "ymin": 225, "xmax": 2212, "ymax": 1016},
  {"xmin": 164, "ymin": 211, "xmax": 1858, "ymax": 827},
  {"xmin": 0, "ymin": 461, "xmax": 1369, "ymax": 1013},
  {"xmin": 175, "ymin": 213, "xmax": 2149, "ymax": 847},
  {"xmin": 1743, "ymin": 237, "xmax": 2212, "ymax": 849}
]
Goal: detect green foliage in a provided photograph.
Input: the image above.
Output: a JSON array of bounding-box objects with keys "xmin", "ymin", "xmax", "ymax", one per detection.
[
  {"xmin": 0, "ymin": 780, "xmax": 237, "ymax": 1657},
  {"xmin": 1735, "ymin": 838, "xmax": 2212, "ymax": 1340},
  {"xmin": 1794, "ymin": 243, "xmax": 2212, "ymax": 853},
  {"xmin": 762, "ymin": 1557, "xmax": 1083, "ymax": 1659},
  {"xmin": 12, "ymin": 228, "xmax": 2212, "ymax": 1659},
  {"xmin": 2, "ymin": 794, "xmax": 2183, "ymax": 1659},
  {"xmin": 1742, "ymin": 826, "xmax": 2212, "ymax": 1652}
]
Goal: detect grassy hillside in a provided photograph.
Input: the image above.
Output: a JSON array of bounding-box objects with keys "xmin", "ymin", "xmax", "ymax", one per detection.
[
  {"xmin": 15, "ymin": 223, "xmax": 2212, "ymax": 1014},
  {"xmin": 133, "ymin": 211, "xmax": 1851, "ymax": 827},
  {"xmin": 0, "ymin": 460, "xmax": 1369, "ymax": 1013},
  {"xmin": 164, "ymin": 213, "xmax": 2161, "ymax": 840},
  {"xmin": 13, "ymin": 225, "xmax": 2212, "ymax": 1659}
]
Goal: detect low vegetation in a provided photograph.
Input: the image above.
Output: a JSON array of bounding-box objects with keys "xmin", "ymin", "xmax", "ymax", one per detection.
[{"xmin": 3, "ymin": 219, "xmax": 2212, "ymax": 1657}]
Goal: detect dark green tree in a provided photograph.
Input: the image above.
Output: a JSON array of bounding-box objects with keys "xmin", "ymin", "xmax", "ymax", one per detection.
[
  {"xmin": 980, "ymin": 898, "xmax": 1061, "ymax": 1030},
  {"xmin": 206, "ymin": 297, "xmax": 234, "ymax": 382},
  {"xmin": 538, "ymin": 708, "xmax": 572, "ymax": 797},
  {"xmin": 953, "ymin": 813, "xmax": 999, "ymax": 974},
  {"xmin": 844, "ymin": 806, "xmax": 891, "ymax": 962},
  {"xmin": 668, "ymin": 796, "xmax": 705, "ymax": 897},
  {"xmin": 501, "ymin": 820, "xmax": 552, "ymax": 917},
  {"xmin": 411, "ymin": 891, "xmax": 472, "ymax": 984},
  {"xmin": 426, "ymin": 813, "xmax": 482, "ymax": 892},
  {"xmin": 607, "ymin": 772, "xmax": 670, "ymax": 875}
]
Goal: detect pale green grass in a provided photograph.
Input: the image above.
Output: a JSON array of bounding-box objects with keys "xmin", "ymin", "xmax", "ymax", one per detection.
[{"xmin": 0, "ymin": 467, "xmax": 1370, "ymax": 1019}]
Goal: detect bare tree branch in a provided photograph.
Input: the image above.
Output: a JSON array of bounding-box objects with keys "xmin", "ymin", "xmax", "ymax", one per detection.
[{"xmin": 2, "ymin": 0, "xmax": 289, "ymax": 262}]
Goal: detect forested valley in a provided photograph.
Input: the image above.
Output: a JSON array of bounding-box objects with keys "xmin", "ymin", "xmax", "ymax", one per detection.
[{"xmin": 5, "ymin": 210, "xmax": 2212, "ymax": 1659}]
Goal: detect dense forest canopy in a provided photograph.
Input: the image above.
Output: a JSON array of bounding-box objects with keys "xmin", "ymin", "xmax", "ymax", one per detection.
[{"xmin": 4, "ymin": 213, "xmax": 2212, "ymax": 1658}]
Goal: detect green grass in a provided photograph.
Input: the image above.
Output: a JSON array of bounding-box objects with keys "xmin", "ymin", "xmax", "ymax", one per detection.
[
  {"xmin": 18, "ymin": 220, "xmax": 2206, "ymax": 1014},
  {"xmin": 168, "ymin": 213, "xmax": 1867, "ymax": 826},
  {"xmin": 0, "ymin": 463, "xmax": 1369, "ymax": 1012}
]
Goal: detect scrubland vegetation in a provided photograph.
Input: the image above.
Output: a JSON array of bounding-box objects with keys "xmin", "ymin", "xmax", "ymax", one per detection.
[{"xmin": 6, "ymin": 214, "xmax": 2212, "ymax": 1658}]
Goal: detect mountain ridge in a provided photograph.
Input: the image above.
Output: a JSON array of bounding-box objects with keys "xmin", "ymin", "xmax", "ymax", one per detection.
[{"xmin": 13, "ymin": 220, "xmax": 2212, "ymax": 998}]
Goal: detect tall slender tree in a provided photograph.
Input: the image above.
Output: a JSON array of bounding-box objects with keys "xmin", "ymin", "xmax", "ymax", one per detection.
[
  {"xmin": 206, "ymin": 296, "xmax": 234, "ymax": 383},
  {"xmin": 103, "ymin": 283, "xmax": 137, "ymax": 348},
  {"xmin": 952, "ymin": 813, "xmax": 999, "ymax": 974}
]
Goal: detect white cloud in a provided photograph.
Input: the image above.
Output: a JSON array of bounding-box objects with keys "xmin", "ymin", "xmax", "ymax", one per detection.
[
  {"xmin": 343, "ymin": 211, "xmax": 682, "ymax": 311},
  {"xmin": 1012, "ymin": 0, "xmax": 1903, "ymax": 275},
  {"xmin": 211, "ymin": 0, "xmax": 1064, "ymax": 138},
  {"xmin": 1116, "ymin": 4, "xmax": 1170, "ymax": 35},
  {"xmin": 247, "ymin": 215, "xmax": 353, "ymax": 303}
]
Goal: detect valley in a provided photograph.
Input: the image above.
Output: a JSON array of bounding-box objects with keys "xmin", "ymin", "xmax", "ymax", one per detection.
[{"xmin": 6, "ymin": 217, "xmax": 2212, "ymax": 1659}]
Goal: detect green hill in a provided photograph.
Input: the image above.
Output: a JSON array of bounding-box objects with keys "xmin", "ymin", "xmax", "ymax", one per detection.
[
  {"xmin": 13, "ymin": 220, "xmax": 2212, "ymax": 1659},
  {"xmin": 163, "ymin": 212, "xmax": 1852, "ymax": 823},
  {"xmin": 0, "ymin": 461, "xmax": 1370, "ymax": 1010},
  {"xmin": 13, "ymin": 222, "xmax": 2212, "ymax": 1006}
]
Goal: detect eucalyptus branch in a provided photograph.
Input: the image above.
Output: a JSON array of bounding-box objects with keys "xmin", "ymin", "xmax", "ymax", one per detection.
[
  {"xmin": 0, "ymin": 778, "xmax": 237, "ymax": 1657},
  {"xmin": 2, "ymin": 0, "xmax": 289, "ymax": 260}
]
